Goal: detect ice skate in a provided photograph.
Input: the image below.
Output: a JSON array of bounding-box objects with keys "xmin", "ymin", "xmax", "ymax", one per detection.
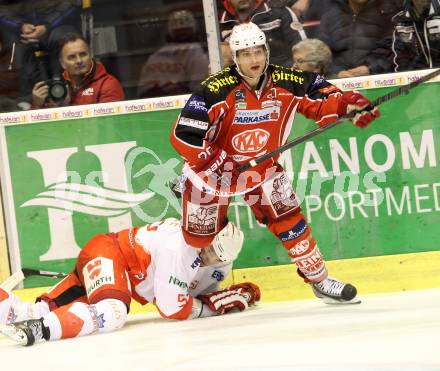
[
  {"xmin": 312, "ymin": 277, "xmax": 361, "ymax": 304},
  {"xmin": 0, "ymin": 318, "xmax": 48, "ymax": 346}
]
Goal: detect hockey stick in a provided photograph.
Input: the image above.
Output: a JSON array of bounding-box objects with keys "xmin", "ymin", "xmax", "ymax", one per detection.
[
  {"xmin": 21, "ymin": 268, "xmax": 68, "ymax": 279},
  {"xmin": 0, "ymin": 270, "xmax": 25, "ymax": 291},
  {"xmin": 0, "ymin": 269, "xmax": 68, "ymax": 291},
  {"xmin": 237, "ymin": 68, "xmax": 440, "ymax": 172}
]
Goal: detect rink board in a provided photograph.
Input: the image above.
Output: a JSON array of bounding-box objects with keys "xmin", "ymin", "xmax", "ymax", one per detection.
[{"xmin": 0, "ymin": 70, "xmax": 439, "ymax": 289}]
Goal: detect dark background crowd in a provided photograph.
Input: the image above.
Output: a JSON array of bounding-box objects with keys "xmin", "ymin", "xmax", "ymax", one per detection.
[{"xmin": 0, "ymin": 0, "xmax": 439, "ymax": 113}]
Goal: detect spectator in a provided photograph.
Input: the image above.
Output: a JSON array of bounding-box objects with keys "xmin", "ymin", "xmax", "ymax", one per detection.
[
  {"xmin": 32, "ymin": 33, "xmax": 124, "ymax": 108},
  {"xmin": 0, "ymin": 30, "xmax": 19, "ymax": 112},
  {"xmin": 137, "ymin": 10, "xmax": 208, "ymax": 98},
  {"xmin": 318, "ymin": 0, "xmax": 400, "ymax": 78},
  {"xmin": 0, "ymin": 0, "xmax": 81, "ymax": 104},
  {"xmin": 370, "ymin": 0, "xmax": 440, "ymax": 73},
  {"xmin": 219, "ymin": 0, "xmax": 307, "ymax": 66},
  {"xmin": 285, "ymin": 0, "xmax": 336, "ymax": 38},
  {"xmin": 221, "ymin": 42, "xmax": 234, "ymax": 67},
  {"xmin": 292, "ymin": 38, "xmax": 332, "ymax": 75}
]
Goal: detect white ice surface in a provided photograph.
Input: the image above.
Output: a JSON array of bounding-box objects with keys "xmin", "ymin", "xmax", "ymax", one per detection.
[{"xmin": 2, "ymin": 288, "xmax": 439, "ymax": 371}]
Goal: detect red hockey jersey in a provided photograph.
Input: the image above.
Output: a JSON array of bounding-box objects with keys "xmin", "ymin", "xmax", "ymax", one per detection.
[{"xmin": 170, "ymin": 64, "xmax": 343, "ymax": 193}]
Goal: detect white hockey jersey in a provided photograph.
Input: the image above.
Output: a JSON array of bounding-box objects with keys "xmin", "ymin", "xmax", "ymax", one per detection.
[{"xmin": 133, "ymin": 219, "xmax": 232, "ymax": 318}]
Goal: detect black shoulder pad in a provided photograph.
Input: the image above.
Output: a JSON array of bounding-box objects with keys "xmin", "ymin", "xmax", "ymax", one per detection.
[
  {"xmin": 200, "ymin": 67, "xmax": 240, "ymax": 109},
  {"xmin": 269, "ymin": 65, "xmax": 340, "ymax": 98},
  {"xmin": 270, "ymin": 64, "xmax": 314, "ymax": 95}
]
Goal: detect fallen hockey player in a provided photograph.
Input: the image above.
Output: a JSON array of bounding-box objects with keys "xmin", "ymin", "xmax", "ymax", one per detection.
[{"xmin": 0, "ymin": 218, "xmax": 260, "ymax": 346}]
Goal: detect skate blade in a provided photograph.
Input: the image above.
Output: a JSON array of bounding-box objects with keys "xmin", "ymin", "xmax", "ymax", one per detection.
[
  {"xmin": 321, "ymin": 296, "xmax": 362, "ymax": 305},
  {"xmin": 0, "ymin": 324, "xmax": 29, "ymax": 345}
]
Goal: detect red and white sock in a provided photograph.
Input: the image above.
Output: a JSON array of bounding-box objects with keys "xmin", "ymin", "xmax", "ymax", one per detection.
[{"xmin": 42, "ymin": 299, "xmax": 127, "ymax": 341}]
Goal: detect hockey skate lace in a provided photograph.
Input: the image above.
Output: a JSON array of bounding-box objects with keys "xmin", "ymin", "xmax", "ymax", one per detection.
[
  {"xmin": 315, "ymin": 278, "xmax": 344, "ymax": 297},
  {"xmin": 27, "ymin": 320, "xmax": 43, "ymax": 341}
]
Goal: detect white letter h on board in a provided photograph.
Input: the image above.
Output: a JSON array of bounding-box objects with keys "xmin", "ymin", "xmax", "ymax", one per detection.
[{"xmin": 26, "ymin": 141, "xmax": 137, "ymax": 261}]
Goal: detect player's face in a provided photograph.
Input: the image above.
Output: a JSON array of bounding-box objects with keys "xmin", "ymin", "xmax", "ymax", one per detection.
[
  {"xmin": 199, "ymin": 245, "xmax": 222, "ymax": 266},
  {"xmin": 236, "ymin": 46, "xmax": 266, "ymax": 79},
  {"xmin": 60, "ymin": 39, "xmax": 92, "ymax": 78}
]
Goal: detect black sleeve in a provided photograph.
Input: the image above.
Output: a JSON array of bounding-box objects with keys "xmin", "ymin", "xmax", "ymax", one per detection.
[
  {"xmin": 0, "ymin": 3, "xmax": 24, "ymax": 33},
  {"xmin": 174, "ymin": 93, "xmax": 211, "ymax": 148},
  {"xmin": 305, "ymin": 71, "xmax": 341, "ymax": 99},
  {"xmin": 42, "ymin": 0, "xmax": 81, "ymax": 31},
  {"xmin": 280, "ymin": 7, "xmax": 304, "ymax": 49}
]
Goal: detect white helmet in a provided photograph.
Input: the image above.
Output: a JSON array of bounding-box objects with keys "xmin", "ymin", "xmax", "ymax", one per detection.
[
  {"xmin": 228, "ymin": 22, "xmax": 269, "ymax": 75},
  {"xmin": 211, "ymin": 222, "xmax": 244, "ymax": 262}
]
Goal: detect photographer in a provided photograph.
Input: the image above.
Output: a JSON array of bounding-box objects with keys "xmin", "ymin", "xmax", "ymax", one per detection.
[{"xmin": 32, "ymin": 33, "xmax": 124, "ymax": 108}]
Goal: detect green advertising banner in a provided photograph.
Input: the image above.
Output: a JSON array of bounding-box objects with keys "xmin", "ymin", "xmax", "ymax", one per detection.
[{"xmin": 1, "ymin": 81, "xmax": 439, "ymax": 288}]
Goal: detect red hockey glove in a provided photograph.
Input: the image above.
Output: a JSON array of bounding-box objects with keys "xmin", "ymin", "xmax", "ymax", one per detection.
[
  {"xmin": 193, "ymin": 146, "xmax": 240, "ymax": 187},
  {"xmin": 198, "ymin": 288, "xmax": 249, "ymax": 315},
  {"xmin": 338, "ymin": 91, "xmax": 380, "ymax": 128},
  {"xmin": 227, "ymin": 282, "xmax": 261, "ymax": 306}
]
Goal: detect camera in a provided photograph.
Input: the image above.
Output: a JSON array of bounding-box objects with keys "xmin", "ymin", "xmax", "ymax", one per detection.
[{"xmin": 46, "ymin": 76, "xmax": 69, "ymax": 102}]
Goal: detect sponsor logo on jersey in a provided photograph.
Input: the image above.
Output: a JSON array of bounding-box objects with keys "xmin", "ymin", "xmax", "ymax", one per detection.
[
  {"xmin": 235, "ymin": 89, "xmax": 245, "ymax": 100},
  {"xmin": 279, "ymin": 219, "xmax": 307, "ymax": 242},
  {"xmin": 83, "ymin": 257, "xmax": 115, "ymax": 296},
  {"xmin": 232, "ymin": 129, "xmax": 270, "ymax": 153},
  {"xmin": 265, "ymin": 172, "xmax": 299, "ymax": 215},
  {"xmin": 211, "ymin": 270, "xmax": 225, "ymax": 281},
  {"xmin": 187, "ymin": 203, "xmax": 218, "ymax": 236},
  {"xmin": 178, "ymin": 116, "xmax": 209, "ymax": 130},
  {"xmin": 186, "ymin": 95, "xmax": 208, "ymax": 113},
  {"xmin": 289, "ymin": 240, "xmax": 311, "ymax": 257},
  {"xmin": 81, "ymin": 87, "xmax": 94, "ymax": 96},
  {"xmin": 272, "ymin": 69, "xmax": 304, "ymax": 84},
  {"xmin": 191, "ymin": 256, "xmax": 202, "ymax": 269},
  {"xmin": 261, "ymin": 100, "xmax": 281, "ymax": 109},
  {"xmin": 236, "ymin": 102, "xmax": 247, "ymax": 109},
  {"xmin": 235, "ymin": 89, "xmax": 246, "ymax": 109},
  {"xmin": 295, "ymin": 246, "xmax": 322, "ymax": 271},
  {"xmin": 203, "ymin": 75, "xmax": 238, "ymax": 93},
  {"xmin": 311, "ymin": 74, "xmax": 326, "ymax": 90},
  {"xmin": 189, "ymin": 280, "xmax": 199, "ymax": 290},
  {"xmin": 169, "ymin": 275, "xmax": 188, "ymax": 289},
  {"xmin": 233, "ymin": 106, "xmax": 280, "ymax": 124}
]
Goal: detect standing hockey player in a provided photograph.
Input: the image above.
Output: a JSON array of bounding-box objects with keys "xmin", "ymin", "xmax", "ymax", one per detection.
[
  {"xmin": 0, "ymin": 218, "xmax": 259, "ymax": 346},
  {"xmin": 170, "ymin": 23, "xmax": 380, "ymax": 304}
]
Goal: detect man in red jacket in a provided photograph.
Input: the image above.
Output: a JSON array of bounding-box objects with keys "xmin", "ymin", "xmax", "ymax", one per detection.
[{"xmin": 32, "ymin": 33, "xmax": 124, "ymax": 108}]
